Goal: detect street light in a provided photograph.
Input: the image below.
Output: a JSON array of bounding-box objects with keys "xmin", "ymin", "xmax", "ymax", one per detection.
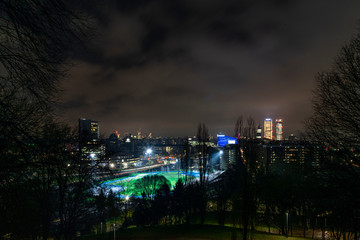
[
  {"xmin": 286, "ymin": 213, "xmax": 289, "ymax": 237},
  {"xmin": 145, "ymin": 148, "xmax": 152, "ymax": 172},
  {"xmin": 219, "ymin": 150, "xmax": 224, "ymax": 170},
  {"xmin": 124, "ymin": 195, "xmax": 130, "ymax": 228},
  {"xmin": 113, "ymin": 223, "xmax": 116, "ymax": 240}
]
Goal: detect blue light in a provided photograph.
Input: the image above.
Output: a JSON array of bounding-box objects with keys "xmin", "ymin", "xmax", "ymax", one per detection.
[{"xmin": 217, "ymin": 134, "xmax": 237, "ymax": 147}]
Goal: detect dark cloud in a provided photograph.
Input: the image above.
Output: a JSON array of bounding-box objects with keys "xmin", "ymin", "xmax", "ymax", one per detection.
[{"xmin": 59, "ymin": 0, "xmax": 360, "ymax": 137}]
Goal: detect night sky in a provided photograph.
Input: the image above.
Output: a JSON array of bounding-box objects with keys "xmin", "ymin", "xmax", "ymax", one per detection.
[{"xmin": 59, "ymin": 0, "xmax": 360, "ymax": 138}]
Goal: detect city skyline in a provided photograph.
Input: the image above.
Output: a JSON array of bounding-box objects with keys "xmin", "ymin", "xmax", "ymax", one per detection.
[
  {"xmin": 81, "ymin": 116, "xmax": 292, "ymax": 139},
  {"xmin": 3, "ymin": 1, "xmax": 360, "ymax": 238},
  {"xmin": 58, "ymin": 1, "xmax": 360, "ymax": 137}
]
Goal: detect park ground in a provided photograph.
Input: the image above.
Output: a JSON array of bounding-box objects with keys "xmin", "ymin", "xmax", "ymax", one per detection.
[{"xmin": 79, "ymin": 224, "xmax": 314, "ymax": 240}]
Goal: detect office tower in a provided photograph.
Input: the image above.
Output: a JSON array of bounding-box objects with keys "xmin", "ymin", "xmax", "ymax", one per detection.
[
  {"xmin": 256, "ymin": 125, "xmax": 262, "ymax": 139},
  {"xmin": 79, "ymin": 118, "xmax": 101, "ymax": 160},
  {"xmin": 264, "ymin": 118, "xmax": 273, "ymax": 140},
  {"xmin": 221, "ymin": 145, "xmax": 237, "ymax": 170},
  {"xmin": 79, "ymin": 118, "xmax": 99, "ymax": 143},
  {"xmin": 275, "ymin": 119, "xmax": 283, "ymax": 141}
]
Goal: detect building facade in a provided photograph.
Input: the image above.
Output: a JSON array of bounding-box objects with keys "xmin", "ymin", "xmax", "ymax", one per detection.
[
  {"xmin": 264, "ymin": 118, "xmax": 273, "ymax": 140},
  {"xmin": 256, "ymin": 125, "xmax": 262, "ymax": 139},
  {"xmin": 275, "ymin": 119, "xmax": 283, "ymax": 141},
  {"xmin": 79, "ymin": 118, "xmax": 103, "ymax": 161}
]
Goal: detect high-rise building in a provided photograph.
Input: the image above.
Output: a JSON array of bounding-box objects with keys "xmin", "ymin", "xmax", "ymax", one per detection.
[
  {"xmin": 79, "ymin": 118, "xmax": 99, "ymax": 143},
  {"xmin": 256, "ymin": 125, "xmax": 262, "ymax": 139},
  {"xmin": 275, "ymin": 119, "xmax": 283, "ymax": 141},
  {"xmin": 264, "ymin": 118, "xmax": 273, "ymax": 140},
  {"xmin": 221, "ymin": 145, "xmax": 237, "ymax": 170},
  {"xmin": 79, "ymin": 118, "xmax": 102, "ymax": 160}
]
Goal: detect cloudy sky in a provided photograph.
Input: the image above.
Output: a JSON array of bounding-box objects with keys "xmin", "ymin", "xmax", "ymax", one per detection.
[{"xmin": 59, "ymin": 0, "xmax": 360, "ymax": 138}]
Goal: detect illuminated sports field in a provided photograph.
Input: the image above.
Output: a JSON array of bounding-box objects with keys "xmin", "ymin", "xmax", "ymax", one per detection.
[{"xmin": 102, "ymin": 171, "xmax": 198, "ymax": 197}]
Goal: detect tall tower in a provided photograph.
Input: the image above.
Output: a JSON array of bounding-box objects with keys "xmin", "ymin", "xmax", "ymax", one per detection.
[
  {"xmin": 79, "ymin": 118, "xmax": 99, "ymax": 143},
  {"xmin": 275, "ymin": 119, "xmax": 283, "ymax": 140},
  {"xmin": 256, "ymin": 125, "xmax": 262, "ymax": 139},
  {"xmin": 79, "ymin": 118, "xmax": 101, "ymax": 160},
  {"xmin": 264, "ymin": 118, "xmax": 273, "ymax": 140}
]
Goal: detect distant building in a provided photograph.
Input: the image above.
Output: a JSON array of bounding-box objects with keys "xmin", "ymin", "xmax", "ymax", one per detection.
[
  {"xmin": 256, "ymin": 125, "xmax": 262, "ymax": 139},
  {"xmin": 288, "ymin": 134, "xmax": 299, "ymax": 141},
  {"xmin": 217, "ymin": 134, "xmax": 237, "ymax": 147},
  {"xmin": 106, "ymin": 132, "xmax": 121, "ymax": 156},
  {"xmin": 264, "ymin": 118, "xmax": 273, "ymax": 140},
  {"xmin": 221, "ymin": 145, "xmax": 237, "ymax": 170},
  {"xmin": 79, "ymin": 118, "xmax": 99, "ymax": 142},
  {"xmin": 137, "ymin": 129, "xmax": 142, "ymax": 139},
  {"xmin": 265, "ymin": 141, "xmax": 323, "ymax": 167},
  {"xmin": 79, "ymin": 118, "xmax": 103, "ymax": 161},
  {"xmin": 275, "ymin": 119, "xmax": 283, "ymax": 141}
]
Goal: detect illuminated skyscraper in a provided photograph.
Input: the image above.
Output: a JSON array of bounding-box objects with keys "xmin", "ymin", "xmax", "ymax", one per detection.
[
  {"xmin": 264, "ymin": 118, "xmax": 273, "ymax": 140},
  {"xmin": 275, "ymin": 119, "xmax": 283, "ymax": 141}
]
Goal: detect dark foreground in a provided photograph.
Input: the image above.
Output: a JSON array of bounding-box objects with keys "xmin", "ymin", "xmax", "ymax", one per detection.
[{"xmin": 79, "ymin": 225, "xmax": 311, "ymax": 240}]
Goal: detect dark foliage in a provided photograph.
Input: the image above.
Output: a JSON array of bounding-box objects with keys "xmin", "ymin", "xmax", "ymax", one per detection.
[{"xmin": 306, "ymin": 32, "xmax": 360, "ymax": 240}]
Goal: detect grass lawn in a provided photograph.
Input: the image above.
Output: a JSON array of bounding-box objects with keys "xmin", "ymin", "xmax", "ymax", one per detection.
[
  {"xmin": 80, "ymin": 224, "xmax": 312, "ymax": 240},
  {"xmin": 102, "ymin": 171, "xmax": 195, "ymax": 197}
]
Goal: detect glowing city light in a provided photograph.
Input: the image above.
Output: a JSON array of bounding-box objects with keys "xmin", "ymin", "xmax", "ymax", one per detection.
[{"xmin": 146, "ymin": 148, "xmax": 152, "ymax": 154}]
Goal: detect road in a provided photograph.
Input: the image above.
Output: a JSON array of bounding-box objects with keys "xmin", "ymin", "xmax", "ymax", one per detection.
[{"xmin": 96, "ymin": 162, "xmax": 173, "ymax": 180}]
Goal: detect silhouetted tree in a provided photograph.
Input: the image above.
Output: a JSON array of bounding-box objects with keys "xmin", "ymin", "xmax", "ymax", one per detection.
[
  {"xmin": 246, "ymin": 117, "xmax": 257, "ymax": 139},
  {"xmin": 41, "ymin": 121, "xmax": 98, "ymax": 239},
  {"xmin": 0, "ymin": 1, "xmax": 90, "ymax": 238},
  {"xmin": 306, "ymin": 33, "xmax": 360, "ymax": 177},
  {"xmin": 213, "ymin": 174, "xmax": 229, "ymax": 226},
  {"xmin": 234, "ymin": 116, "xmax": 244, "ymax": 139},
  {"xmin": 183, "ymin": 181, "xmax": 202, "ymax": 225},
  {"xmin": 306, "ymin": 32, "xmax": 360, "ymax": 240},
  {"xmin": 171, "ymin": 179, "xmax": 186, "ymax": 224},
  {"xmin": 181, "ymin": 138, "xmax": 192, "ymax": 184},
  {"xmin": 133, "ymin": 174, "xmax": 170, "ymax": 200},
  {"xmin": 132, "ymin": 193, "xmax": 152, "ymax": 227},
  {"xmin": 229, "ymin": 117, "xmax": 261, "ymax": 240},
  {"xmin": 152, "ymin": 183, "xmax": 171, "ymax": 225},
  {"xmin": 196, "ymin": 123, "xmax": 210, "ymax": 225},
  {"xmin": 132, "ymin": 179, "xmax": 171, "ymax": 227},
  {"xmin": 95, "ymin": 188, "xmax": 108, "ymax": 223}
]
